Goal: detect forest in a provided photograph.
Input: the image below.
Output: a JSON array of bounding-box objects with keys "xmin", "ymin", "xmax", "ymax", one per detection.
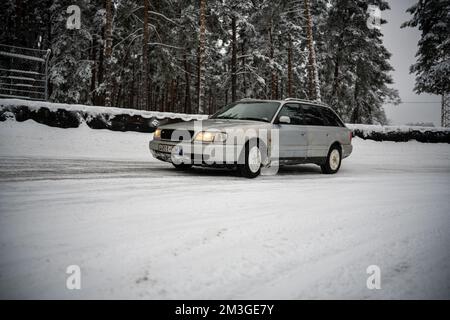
[{"xmin": 1, "ymin": 0, "xmax": 405, "ymax": 123}]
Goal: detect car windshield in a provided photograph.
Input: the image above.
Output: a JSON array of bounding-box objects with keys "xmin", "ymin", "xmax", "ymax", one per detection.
[{"xmin": 211, "ymin": 102, "xmax": 280, "ymax": 123}]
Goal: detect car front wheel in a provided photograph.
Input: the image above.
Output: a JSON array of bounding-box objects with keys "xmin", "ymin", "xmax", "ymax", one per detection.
[
  {"xmin": 321, "ymin": 145, "xmax": 342, "ymax": 174},
  {"xmin": 238, "ymin": 143, "xmax": 262, "ymax": 179},
  {"xmin": 172, "ymin": 163, "xmax": 192, "ymax": 171}
]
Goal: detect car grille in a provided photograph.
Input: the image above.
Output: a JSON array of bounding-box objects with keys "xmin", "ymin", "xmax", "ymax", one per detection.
[{"xmin": 161, "ymin": 129, "xmax": 195, "ymax": 141}]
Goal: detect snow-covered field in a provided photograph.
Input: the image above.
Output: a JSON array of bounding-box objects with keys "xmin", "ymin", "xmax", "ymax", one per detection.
[{"xmin": 0, "ymin": 119, "xmax": 449, "ymax": 299}]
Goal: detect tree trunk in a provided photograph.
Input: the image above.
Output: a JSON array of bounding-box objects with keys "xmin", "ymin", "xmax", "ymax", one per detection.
[
  {"xmin": 331, "ymin": 55, "xmax": 340, "ymax": 98},
  {"xmin": 183, "ymin": 53, "xmax": 192, "ymax": 114},
  {"xmin": 287, "ymin": 36, "xmax": 293, "ymax": 97},
  {"xmin": 142, "ymin": 0, "xmax": 150, "ymax": 110},
  {"xmin": 115, "ymin": 48, "xmax": 131, "ymax": 108},
  {"xmin": 197, "ymin": 0, "xmax": 207, "ymax": 113},
  {"xmin": 170, "ymin": 78, "xmax": 176, "ymax": 112},
  {"xmin": 269, "ymin": 19, "xmax": 276, "ymax": 100},
  {"xmin": 304, "ymin": 0, "xmax": 321, "ymax": 101},
  {"xmin": 231, "ymin": 15, "xmax": 237, "ymax": 102},
  {"xmin": 162, "ymin": 82, "xmax": 168, "ymax": 112},
  {"xmin": 104, "ymin": 0, "xmax": 113, "ymax": 107},
  {"xmin": 173, "ymin": 78, "xmax": 179, "ymax": 112},
  {"xmin": 130, "ymin": 61, "xmax": 136, "ymax": 107},
  {"xmin": 351, "ymin": 68, "xmax": 360, "ymax": 123},
  {"xmin": 90, "ymin": 38, "xmax": 97, "ymax": 104},
  {"xmin": 241, "ymin": 32, "xmax": 247, "ymax": 97}
]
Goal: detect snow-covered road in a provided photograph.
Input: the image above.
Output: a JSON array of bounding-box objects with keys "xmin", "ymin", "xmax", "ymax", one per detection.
[{"xmin": 0, "ymin": 120, "xmax": 449, "ymax": 299}]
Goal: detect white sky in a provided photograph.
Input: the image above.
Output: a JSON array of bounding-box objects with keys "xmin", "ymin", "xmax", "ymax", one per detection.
[{"xmin": 382, "ymin": 0, "xmax": 442, "ymax": 126}]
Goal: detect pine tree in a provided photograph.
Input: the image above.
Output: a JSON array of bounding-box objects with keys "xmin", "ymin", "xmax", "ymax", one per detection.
[
  {"xmin": 402, "ymin": 0, "xmax": 450, "ymax": 126},
  {"xmin": 320, "ymin": 0, "xmax": 399, "ymax": 124},
  {"xmin": 48, "ymin": 0, "xmax": 96, "ymax": 104},
  {"xmin": 402, "ymin": 0, "xmax": 450, "ymax": 96}
]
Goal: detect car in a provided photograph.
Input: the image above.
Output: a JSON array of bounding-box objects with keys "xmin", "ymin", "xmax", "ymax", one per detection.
[{"xmin": 149, "ymin": 98, "xmax": 353, "ymax": 178}]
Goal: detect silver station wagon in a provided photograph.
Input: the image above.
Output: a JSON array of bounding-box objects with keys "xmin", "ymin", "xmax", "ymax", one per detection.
[{"xmin": 149, "ymin": 98, "xmax": 353, "ymax": 178}]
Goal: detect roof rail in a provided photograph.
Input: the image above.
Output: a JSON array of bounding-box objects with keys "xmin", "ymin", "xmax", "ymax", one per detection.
[{"xmin": 284, "ymin": 97, "xmax": 329, "ymax": 107}]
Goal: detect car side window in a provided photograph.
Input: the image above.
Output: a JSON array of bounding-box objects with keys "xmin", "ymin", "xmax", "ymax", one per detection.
[
  {"xmin": 276, "ymin": 103, "xmax": 305, "ymax": 125},
  {"xmin": 301, "ymin": 104, "xmax": 325, "ymax": 126},
  {"xmin": 321, "ymin": 107, "xmax": 344, "ymax": 127}
]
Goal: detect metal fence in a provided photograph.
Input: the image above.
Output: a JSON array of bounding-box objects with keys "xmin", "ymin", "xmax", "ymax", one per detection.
[
  {"xmin": 0, "ymin": 44, "xmax": 51, "ymax": 101},
  {"xmin": 442, "ymin": 94, "xmax": 450, "ymax": 128}
]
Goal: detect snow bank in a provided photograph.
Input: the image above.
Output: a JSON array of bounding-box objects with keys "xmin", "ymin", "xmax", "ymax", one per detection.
[
  {"xmin": 347, "ymin": 123, "xmax": 450, "ymax": 134},
  {"xmin": 0, "ymin": 98, "xmax": 208, "ymax": 133},
  {"xmin": 348, "ymin": 123, "xmax": 450, "ymax": 143},
  {"xmin": 0, "ymin": 98, "xmax": 207, "ymax": 121}
]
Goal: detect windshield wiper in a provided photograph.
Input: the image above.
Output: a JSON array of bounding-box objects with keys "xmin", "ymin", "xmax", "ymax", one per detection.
[
  {"xmin": 238, "ymin": 117, "xmax": 270, "ymax": 123},
  {"xmin": 213, "ymin": 115, "xmax": 239, "ymax": 120},
  {"xmin": 213, "ymin": 116, "xmax": 269, "ymax": 123}
]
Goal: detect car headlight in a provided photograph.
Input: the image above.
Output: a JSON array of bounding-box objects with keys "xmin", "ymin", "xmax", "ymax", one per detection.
[
  {"xmin": 194, "ymin": 131, "xmax": 227, "ymax": 143},
  {"xmin": 153, "ymin": 128, "xmax": 161, "ymax": 140}
]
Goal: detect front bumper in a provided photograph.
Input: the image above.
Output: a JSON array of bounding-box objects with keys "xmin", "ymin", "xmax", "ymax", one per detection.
[{"xmin": 149, "ymin": 139, "xmax": 245, "ymax": 165}]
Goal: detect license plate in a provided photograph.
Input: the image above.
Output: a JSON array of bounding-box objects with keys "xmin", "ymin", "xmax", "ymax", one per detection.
[{"xmin": 158, "ymin": 144, "xmax": 173, "ymax": 153}]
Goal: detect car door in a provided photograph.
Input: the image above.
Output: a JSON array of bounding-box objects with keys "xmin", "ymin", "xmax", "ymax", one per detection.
[
  {"xmin": 274, "ymin": 103, "xmax": 308, "ymax": 160},
  {"xmin": 320, "ymin": 106, "xmax": 348, "ymax": 149},
  {"xmin": 300, "ymin": 104, "xmax": 329, "ymax": 158}
]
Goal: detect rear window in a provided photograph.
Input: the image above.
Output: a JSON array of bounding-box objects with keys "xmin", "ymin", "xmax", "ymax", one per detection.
[
  {"xmin": 321, "ymin": 107, "xmax": 345, "ymax": 127},
  {"xmin": 301, "ymin": 104, "xmax": 325, "ymax": 126}
]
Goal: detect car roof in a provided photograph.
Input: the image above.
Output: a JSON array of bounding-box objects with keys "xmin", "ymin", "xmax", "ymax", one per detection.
[{"xmin": 239, "ymin": 98, "xmax": 330, "ymax": 108}]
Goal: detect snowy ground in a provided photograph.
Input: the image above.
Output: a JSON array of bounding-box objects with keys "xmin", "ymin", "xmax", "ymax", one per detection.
[{"xmin": 0, "ymin": 119, "xmax": 449, "ymax": 299}]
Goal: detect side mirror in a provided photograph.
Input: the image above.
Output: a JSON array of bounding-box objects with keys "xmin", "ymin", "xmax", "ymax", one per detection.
[{"xmin": 279, "ymin": 116, "xmax": 291, "ymax": 124}]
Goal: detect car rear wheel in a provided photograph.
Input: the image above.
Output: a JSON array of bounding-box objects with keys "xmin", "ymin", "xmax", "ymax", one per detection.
[
  {"xmin": 321, "ymin": 145, "xmax": 342, "ymax": 174},
  {"xmin": 238, "ymin": 143, "xmax": 262, "ymax": 179}
]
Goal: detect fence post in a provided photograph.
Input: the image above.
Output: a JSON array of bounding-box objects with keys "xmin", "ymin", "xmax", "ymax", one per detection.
[{"xmin": 44, "ymin": 49, "xmax": 51, "ymax": 101}]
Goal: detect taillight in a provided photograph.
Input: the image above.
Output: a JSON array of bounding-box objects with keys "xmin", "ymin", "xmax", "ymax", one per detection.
[{"xmin": 349, "ymin": 131, "xmax": 353, "ymax": 142}]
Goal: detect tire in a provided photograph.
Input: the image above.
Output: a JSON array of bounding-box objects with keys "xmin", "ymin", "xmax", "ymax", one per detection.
[
  {"xmin": 172, "ymin": 163, "xmax": 192, "ymax": 171},
  {"xmin": 321, "ymin": 145, "xmax": 342, "ymax": 174},
  {"xmin": 237, "ymin": 142, "xmax": 262, "ymax": 179}
]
